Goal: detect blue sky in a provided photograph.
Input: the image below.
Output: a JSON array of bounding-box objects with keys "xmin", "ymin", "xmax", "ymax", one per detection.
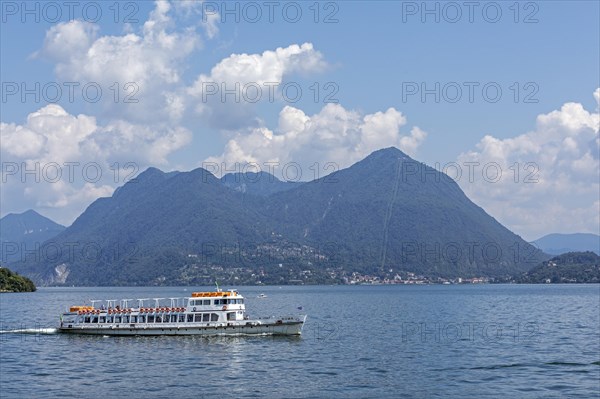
[{"xmin": 1, "ymin": 0, "xmax": 599, "ymax": 240}]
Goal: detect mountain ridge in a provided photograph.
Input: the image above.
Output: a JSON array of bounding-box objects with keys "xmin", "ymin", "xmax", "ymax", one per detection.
[
  {"xmin": 532, "ymin": 233, "xmax": 600, "ymax": 255},
  {"xmin": 0, "ymin": 210, "xmax": 65, "ymax": 264},
  {"xmin": 9, "ymin": 147, "xmax": 547, "ymax": 285}
]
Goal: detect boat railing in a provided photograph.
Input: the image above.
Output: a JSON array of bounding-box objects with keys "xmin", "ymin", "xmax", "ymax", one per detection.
[{"xmin": 87, "ymin": 297, "xmax": 188, "ymax": 310}]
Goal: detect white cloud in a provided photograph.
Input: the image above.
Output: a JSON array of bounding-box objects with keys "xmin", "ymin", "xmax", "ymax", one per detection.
[
  {"xmin": 20, "ymin": 2, "xmax": 334, "ymax": 222},
  {"xmin": 188, "ymin": 43, "xmax": 327, "ymax": 129},
  {"xmin": 40, "ymin": 1, "xmax": 202, "ymax": 123},
  {"xmin": 1, "ymin": 104, "xmax": 97, "ymax": 163},
  {"xmin": 205, "ymin": 103, "xmax": 427, "ymax": 177},
  {"xmin": 173, "ymin": 0, "xmax": 220, "ymax": 39},
  {"xmin": 1, "ymin": 104, "xmax": 191, "ymax": 225},
  {"xmin": 41, "ymin": 20, "xmax": 98, "ymax": 61},
  {"xmin": 457, "ymin": 90, "xmax": 600, "ymax": 240},
  {"xmin": 190, "ymin": 43, "xmax": 326, "ymax": 90},
  {"xmin": 39, "ymin": 3, "xmax": 322, "ymax": 130}
]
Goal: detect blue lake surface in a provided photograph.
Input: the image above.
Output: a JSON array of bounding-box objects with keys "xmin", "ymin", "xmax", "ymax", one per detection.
[{"xmin": 1, "ymin": 284, "xmax": 599, "ymax": 398}]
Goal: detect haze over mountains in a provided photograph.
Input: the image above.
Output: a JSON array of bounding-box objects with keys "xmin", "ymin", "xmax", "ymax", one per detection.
[
  {"xmin": 7, "ymin": 147, "xmax": 548, "ymax": 286},
  {"xmin": 0, "ymin": 210, "xmax": 65, "ymax": 263},
  {"xmin": 533, "ymin": 233, "xmax": 600, "ymax": 255}
]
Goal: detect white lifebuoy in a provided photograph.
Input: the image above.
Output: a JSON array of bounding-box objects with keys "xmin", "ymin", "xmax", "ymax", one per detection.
[{"xmin": 192, "ymin": 307, "xmax": 197, "ymax": 312}]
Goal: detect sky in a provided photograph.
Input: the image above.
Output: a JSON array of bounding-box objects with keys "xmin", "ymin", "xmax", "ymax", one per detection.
[{"xmin": 0, "ymin": 0, "xmax": 599, "ymax": 241}]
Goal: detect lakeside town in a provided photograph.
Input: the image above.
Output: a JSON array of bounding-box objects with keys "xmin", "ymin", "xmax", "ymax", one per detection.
[{"xmin": 343, "ymin": 272, "xmax": 489, "ymax": 285}]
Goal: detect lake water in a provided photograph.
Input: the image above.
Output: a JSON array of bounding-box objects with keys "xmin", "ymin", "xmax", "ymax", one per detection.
[{"xmin": 0, "ymin": 285, "xmax": 598, "ymax": 398}]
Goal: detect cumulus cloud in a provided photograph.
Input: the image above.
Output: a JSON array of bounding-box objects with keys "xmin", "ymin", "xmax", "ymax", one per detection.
[
  {"xmin": 16, "ymin": 1, "xmax": 333, "ymax": 223},
  {"xmin": 39, "ymin": 1, "xmax": 202, "ymax": 123},
  {"xmin": 39, "ymin": 2, "xmax": 322, "ymax": 129},
  {"xmin": 204, "ymin": 103, "xmax": 427, "ymax": 177},
  {"xmin": 188, "ymin": 43, "xmax": 327, "ymax": 129},
  {"xmin": 1, "ymin": 104, "xmax": 191, "ymax": 225},
  {"xmin": 457, "ymin": 90, "xmax": 600, "ymax": 240},
  {"xmin": 190, "ymin": 43, "xmax": 326, "ymax": 91},
  {"xmin": 172, "ymin": 0, "xmax": 220, "ymax": 39}
]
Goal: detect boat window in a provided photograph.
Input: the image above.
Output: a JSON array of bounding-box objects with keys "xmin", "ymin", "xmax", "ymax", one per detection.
[
  {"xmin": 178, "ymin": 314, "xmax": 185, "ymax": 323},
  {"xmin": 84, "ymin": 316, "xmax": 91, "ymax": 323},
  {"xmin": 194, "ymin": 314, "xmax": 202, "ymax": 322},
  {"xmin": 163, "ymin": 315, "xmax": 170, "ymax": 323},
  {"xmin": 148, "ymin": 315, "xmax": 155, "ymax": 323},
  {"xmin": 187, "ymin": 314, "xmax": 194, "ymax": 322},
  {"xmin": 156, "ymin": 315, "xmax": 162, "ymax": 322},
  {"xmin": 211, "ymin": 313, "xmax": 218, "ymax": 321},
  {"xmin": 203, "ymin": 300, "xmax": 210, "ymax": 305},
  {"xmin": 202, "ymin": 314, "xmax": 210, "ymax": 322},
  {"xmin": 99, "ymin": 316, "xmax": 106, "ymax": 323},
  {"xmin": 214, "ymin": 299, "xmax": 220, "ymax": 305},
  {"xmin": 170, "ymin": 314, "xmax": 177, "ymax": 322},
  {"xmin": 91, "ymin": 316, "xmax": 98, "ymax": 323}
]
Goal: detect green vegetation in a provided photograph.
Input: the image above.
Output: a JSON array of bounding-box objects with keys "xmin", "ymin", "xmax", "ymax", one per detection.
[
  {"xmin": 511, "ymin": 252, "xmax": 600, "ymax": 283},
  {"xmin": 0, "ymin": 267, "xmax": 36, "ymax": 292},
  {"xmin": 10, "ymin": 148, "xmax": 546, "ymax": 286}
]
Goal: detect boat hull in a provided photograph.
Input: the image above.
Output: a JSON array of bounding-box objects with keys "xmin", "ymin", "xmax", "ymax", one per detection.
[{"xmin": 58, "ymin": 320, "xmax": 305, "ymax": 336}]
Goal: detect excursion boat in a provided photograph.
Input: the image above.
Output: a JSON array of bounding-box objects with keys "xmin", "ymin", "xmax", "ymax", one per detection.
[{"xmin": 58, "ymin": 289, "xmax": 306, "ymax": 336}]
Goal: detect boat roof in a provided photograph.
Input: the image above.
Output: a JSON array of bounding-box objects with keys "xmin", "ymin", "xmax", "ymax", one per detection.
[{"xmin": 191, "ymin": 290, "xmax": 239, "ymax": 298}]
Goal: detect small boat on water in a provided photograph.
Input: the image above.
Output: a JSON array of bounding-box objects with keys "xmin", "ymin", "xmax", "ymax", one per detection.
[
  {"xmin": 257, "ymin": 293, "xmax": 267, "ymax": 298},
  {"xmin": 58, "ymin": 289, "xmax": 306, "ymax": 336}
]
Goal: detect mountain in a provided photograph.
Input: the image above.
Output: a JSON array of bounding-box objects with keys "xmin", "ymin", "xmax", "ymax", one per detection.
[
  {"xmin": 11, "ymin": 147, "xmax": 547, "ymax": 286},
  {"xmin": 16, "ymin": 167, "xmax": 271, "ymax": 285},
  {"xmin": 264, "ymin": 148, "xmax": 546, "ymax": 278},
  {"xmin": 221, "ymin": 172, "xmax": 302, "ymax": 196},
  {"xmin": 513, "ymin": 251, "xmax": 600, "ymax": 283},
  {"xmin": 532, "ymin": 233, "xmax": 600, "ymax": 255},
  {"xmin": 0, "ymin": 210, "xmax": 65, "ymax": 264}
]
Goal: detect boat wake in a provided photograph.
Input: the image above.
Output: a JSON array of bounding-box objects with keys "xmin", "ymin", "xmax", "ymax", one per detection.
[{"xmin": 0, "ymin": 328, "xmax": 58, "ymax": 335}]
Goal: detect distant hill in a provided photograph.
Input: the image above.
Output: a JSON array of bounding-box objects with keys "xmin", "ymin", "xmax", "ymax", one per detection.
[
  {"xmin": 10, "ymin": 147, "xmax": 547, "ymax": 286},
  {"xmin": 513, "ymin": 252, "xmax": 600, "ymax": 283},
  {"xmin": 0, "ymin": 210, "xmax": 65, "ymax": 263},
  {"xmin": 0, "ymin": 267, "xmax": 36, "ymax": 292},
  {"xmin": 532, "ymin": 233, "xmax": 600, "ymax": 255}
]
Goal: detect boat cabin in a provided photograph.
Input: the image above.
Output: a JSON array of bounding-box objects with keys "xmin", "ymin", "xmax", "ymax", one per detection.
[{"xmin": 63, "ymin": 289, "xmax": 247, "ymax": 326}]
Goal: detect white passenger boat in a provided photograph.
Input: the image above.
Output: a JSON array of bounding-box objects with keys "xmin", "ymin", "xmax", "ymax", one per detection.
[{"xmin": 58, "ymin": 289, "xmax": 306, "ymax": 336}]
